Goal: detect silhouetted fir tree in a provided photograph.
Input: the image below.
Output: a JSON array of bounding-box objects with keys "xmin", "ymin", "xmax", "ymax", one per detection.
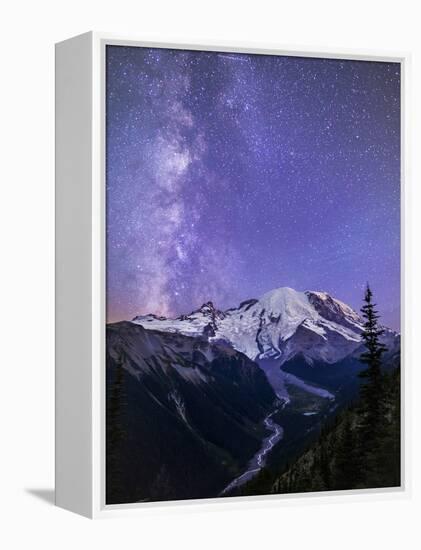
[
  {"xmin": 310, "ymin": 470, "xmax": 327, "ymax": 492},
  {"xmin": 309, "ymin": 451, "xmax": 326, "ymax": 491},
  {"xmin": 375, "ymin": 366, "xmax": 401, "ymax": 487},
  {"xmin": 319, "ymin": 441, "xmax": 331, "ymax": 488},
  {"xmin": 106, "ymin": 349, "xmax": 128, "ymax": 503},
  {"xmin": 333, "ymin": 413, "xmax": 361, "ymax": 489},
  {"xmin": 358, "ymin": 285, "xmax": 388, "ymax": 463}
]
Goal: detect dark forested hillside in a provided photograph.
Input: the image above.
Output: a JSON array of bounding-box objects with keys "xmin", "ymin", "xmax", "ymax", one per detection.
[{"xmin": 271, "ymin": 365, "xmax": 400, "ymax": 493}]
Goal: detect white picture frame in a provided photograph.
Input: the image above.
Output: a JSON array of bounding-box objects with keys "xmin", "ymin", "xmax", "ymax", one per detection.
[{"xmin": 55, "ymin": 31, "xmax": 410, "ymax": 518}]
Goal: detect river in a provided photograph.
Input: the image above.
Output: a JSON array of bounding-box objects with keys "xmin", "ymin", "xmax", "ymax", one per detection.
[{"xmin": 219, "ymin": 400, "xmax": 287, "ymax": 496}]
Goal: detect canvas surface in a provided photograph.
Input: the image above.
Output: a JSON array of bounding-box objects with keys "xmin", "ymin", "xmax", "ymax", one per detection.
[{"xmin": 105, "ymin": 45, "xmax": 401, "ymax": 505}]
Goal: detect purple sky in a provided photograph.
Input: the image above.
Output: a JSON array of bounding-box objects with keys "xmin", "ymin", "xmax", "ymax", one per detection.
[{"xmin": 106, "ymin": 46, "xmax": 400, "ymax": 330}]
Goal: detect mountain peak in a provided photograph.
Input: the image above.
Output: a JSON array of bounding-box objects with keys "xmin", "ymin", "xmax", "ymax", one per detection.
[
  {"xmin": 132, "ymin": 312, "xmax": 168, "ymax": 322},
  {"xmin": 131, "ymin": 285, "xmax": 395, "ymax": 365},
  {"xmin": 305, "ymin": 290, "xmax": 361, "ymax": 327},
  {"xmin": 259, "ymin": 287, "xmax": 315, "ymax": 316},
  {"xmin": 199, "ymin": 301, "xmax": 216, "ymax": 313}
]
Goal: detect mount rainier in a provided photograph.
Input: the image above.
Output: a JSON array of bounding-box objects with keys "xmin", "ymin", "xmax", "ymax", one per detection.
[{"xmin": 132, "ymin": 287, "xmax": 398, "ymax": 367}]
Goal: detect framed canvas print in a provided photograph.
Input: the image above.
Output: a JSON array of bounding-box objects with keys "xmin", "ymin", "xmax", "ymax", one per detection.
[{"xmin": 55, "ymin": 32, "xmax": 409, "ymax": 518}]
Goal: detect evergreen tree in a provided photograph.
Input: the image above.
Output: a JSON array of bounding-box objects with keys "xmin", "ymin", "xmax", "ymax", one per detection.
[
  {"xmin": 358, "ymin": 285, "xmax": 387, "ymax": 446},
  {"xmin": 333, "ymin": 413, "xmax": 361, "ymax": 489},
  {"xmin": 106, "ymin": 348, "xmax": 128, "ymax": 503},
  {"xmin": 319, "ymin": 442, "xmax": 331, "ymax": 488},
  {"xmin": 375, "ymin": 366, "xmax": 401, "ymax": 487}
]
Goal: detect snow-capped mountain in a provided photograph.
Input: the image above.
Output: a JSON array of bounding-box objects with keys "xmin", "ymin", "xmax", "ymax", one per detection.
[{"xmin": 132, "ymin": 287, "xmax": 398, "ymax": 366}]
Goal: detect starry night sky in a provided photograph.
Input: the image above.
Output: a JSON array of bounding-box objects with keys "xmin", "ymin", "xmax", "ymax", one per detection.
[{"xmin": 106, "ymin": 46, "xmax": 400, "ymax": 330}]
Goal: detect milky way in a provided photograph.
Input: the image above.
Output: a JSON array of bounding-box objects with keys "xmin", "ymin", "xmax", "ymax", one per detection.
[{"xmin": 106, "ymin": 46, "xmax": 400, "ymax": 330}]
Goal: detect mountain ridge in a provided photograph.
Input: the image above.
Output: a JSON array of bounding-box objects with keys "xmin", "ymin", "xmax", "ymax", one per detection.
[{"xmin": 132, "ymin": 287, "xmax": 399, "ymax": 367}]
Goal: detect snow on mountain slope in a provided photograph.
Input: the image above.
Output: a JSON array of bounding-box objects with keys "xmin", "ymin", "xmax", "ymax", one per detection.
[{"xmin": 132, "ymin": 287, "xmax": 396, "ymax": 366}]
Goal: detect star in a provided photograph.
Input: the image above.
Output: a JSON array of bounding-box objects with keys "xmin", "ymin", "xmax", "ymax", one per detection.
[{"xmin": 106, "ymin": 45, "xmax": 401, "ymax": 331}]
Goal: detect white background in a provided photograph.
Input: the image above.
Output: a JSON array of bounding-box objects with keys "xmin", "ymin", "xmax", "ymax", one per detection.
[{"xmin": 1, "ymin": 0, "xmax": 420, "ymax": 547}]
